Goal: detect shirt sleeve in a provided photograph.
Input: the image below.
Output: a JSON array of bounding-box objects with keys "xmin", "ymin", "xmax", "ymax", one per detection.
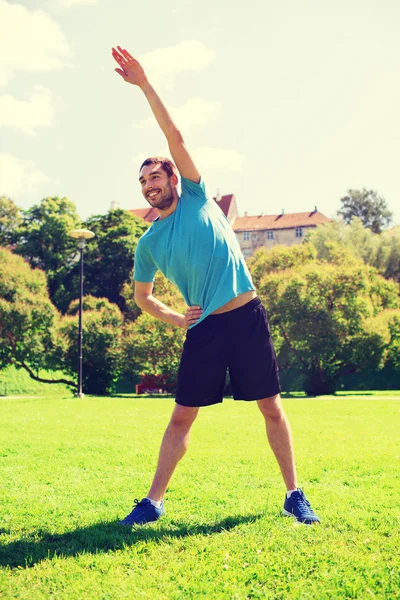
[
  {"xmin": 133, "ymin": 238, "xmax": 158, "ymax": 282},
  {"xmin": 181, "ymin": 176, "xmax": 208, "ymax": 204}
]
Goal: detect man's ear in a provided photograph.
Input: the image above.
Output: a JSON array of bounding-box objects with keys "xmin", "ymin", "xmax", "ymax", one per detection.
[{"xmin": 171, "ymin": 173, "xmax": 179, "ymax": 187}]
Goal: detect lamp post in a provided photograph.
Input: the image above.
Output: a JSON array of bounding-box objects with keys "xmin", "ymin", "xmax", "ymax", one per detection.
[{"xmin": 68, "ymin": 229, "xmax": 95, "ymax": 398}]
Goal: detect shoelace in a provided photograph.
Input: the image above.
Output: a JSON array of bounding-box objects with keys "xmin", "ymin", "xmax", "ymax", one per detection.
[
  {"xmin": 133, "ymin": 498, "xmax": 148, "ymax": 508},
  {"xmin": 294, "ymin": 491, "xmax": 312, "ymax": 512}
]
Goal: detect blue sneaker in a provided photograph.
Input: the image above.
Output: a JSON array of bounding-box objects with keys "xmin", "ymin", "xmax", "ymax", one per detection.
[
  {"xmin": 119, "ymin": 498, "xmax": 165, "ymax": 526},
  {"xmin": 282, "ymin": 489, "xmax": 320, "ymax": 525}
]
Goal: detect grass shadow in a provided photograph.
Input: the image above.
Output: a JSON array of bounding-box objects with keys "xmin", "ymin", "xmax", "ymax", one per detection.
[
  {"xmin": 334, "ymin": 391, "xmax": 375, "ymax": 396},
  {"xmin": 0, "ymin": 513, "xmax": 262, "ymax": 569}
]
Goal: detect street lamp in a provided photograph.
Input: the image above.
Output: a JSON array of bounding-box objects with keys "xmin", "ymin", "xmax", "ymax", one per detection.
[{"xmin": 68, "ymin": 228, "xmax": 95, "ymax": 398}]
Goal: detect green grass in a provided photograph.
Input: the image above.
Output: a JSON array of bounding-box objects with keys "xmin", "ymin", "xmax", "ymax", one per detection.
[
  {"xmin": 0, "ymin": 395, "xmax": 399, "ymax": 599},
  {"xmin": 0, "ymin": 365, "xmax": 70, "ymax": 397}
]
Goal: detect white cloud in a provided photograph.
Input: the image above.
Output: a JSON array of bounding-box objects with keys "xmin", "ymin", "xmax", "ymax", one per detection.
[
  {"xmin": 132, "ymin": 153, "xmax": 158, "ymax": 172},
  {"xmin": 0, "ymin": 86, "xmax": 55, "ymax": 135},
  {"xmin": 0, "ymin": 153, "xmax": 55, "ymax": 199},
  {"xmin": 172, "ymin": 98, "xmax": 220, "ymax": 134},
  {"xmin": 135, "ymin": 97, "xmax": 221, "ymax": 135},
  {"xmin": 0, "ymin": 1, "xmax": 72, "ymax": 88},
  {"xmin": 55, "ymin": 0, "xmax": 96, "ymax": 6},
  {"xmin": 191, "ymin": 147, "xmax": 245, "ymax": 172},
  {"xmin": 132, "ymin": 147, "xmax": 245, "ymax": 174},
  {"xmin": 138, "ymin": 41, "xmax": 215, "ymax": 88}
]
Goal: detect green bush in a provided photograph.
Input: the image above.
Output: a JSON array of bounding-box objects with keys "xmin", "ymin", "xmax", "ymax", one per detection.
[
  {"xmin": 122, "ymin": 312, "xmax": 186, "ymax": 393},
  {"xmin": 0, "ymin": 246, "xmax": 69, "ymax": 383},
  {"xmin": 249, "ymin": 244, "xmax": 400, "ymax": 395},
  {"xmin": 60, "ymin": 296, "xmax": 123, "ymax": 395}
]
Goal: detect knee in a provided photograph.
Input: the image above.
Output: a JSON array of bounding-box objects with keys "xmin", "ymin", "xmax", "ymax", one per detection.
[
  {"xmin": 257, "ymin": 395, "xmax": 285, "ymax": 422},
  {"xmin": 169, "ymin": 405, "xmax": 199, "ymax": 429}
]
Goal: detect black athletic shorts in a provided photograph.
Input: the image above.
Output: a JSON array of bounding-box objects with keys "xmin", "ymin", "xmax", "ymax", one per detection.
[{"xmin": 176, "ymin": 297, "xmax": 281, "ymax": 407}]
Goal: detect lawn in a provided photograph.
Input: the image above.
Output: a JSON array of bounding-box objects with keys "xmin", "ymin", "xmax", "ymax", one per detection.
[{"xmin": 0, "ymin": 393, "xmax": 399, "ymax": 599}]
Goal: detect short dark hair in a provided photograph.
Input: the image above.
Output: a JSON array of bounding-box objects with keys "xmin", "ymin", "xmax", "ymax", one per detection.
[{"xmin": 139, "ymin": 157, "xmax": 178, "ymax": 179}]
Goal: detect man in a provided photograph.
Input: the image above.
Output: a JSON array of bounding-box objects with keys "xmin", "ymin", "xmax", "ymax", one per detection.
[{"xmin": 112, "ymin": 46, "xmax": 320, "ymax": 526}]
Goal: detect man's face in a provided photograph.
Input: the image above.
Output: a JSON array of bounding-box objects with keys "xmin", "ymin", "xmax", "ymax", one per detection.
[{"xmin": 139, "ymin": 163, "xmax": 176, "ymax": 211}]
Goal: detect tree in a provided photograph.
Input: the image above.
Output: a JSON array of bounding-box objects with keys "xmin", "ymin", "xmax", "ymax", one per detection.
[
  {"xmin": 59, "ymin": 296, "xmax": 124, "ymax": 395},
  {"xmin": 120, "ymin": 271, "xmax": 187, "ymax": 390},
  {"xmin": 14, "ymin": 196, "xmax": 81, "ymax": 311},
  {"xmin": 306, "ymin": 218, "xmax": 400, "ymax": 282},
  {"xmin": 0, "ymin": 196, "xmax": 22, "ymax": 247},
  {"xmin": 122, "ymin": 314, "xmax": 186, "ymax": 393},
  {"xmin": 338, "ymin": 189, "xmax": 392, "ymax": 233},
  {"xmin": 247, "ymin": 243, "xmax": 317, "ymax": 289},
  {"xmin": 250, "ymin": 243, "xmax": 400, "ymax": 395},
  {"xmin": 15, "ymin": 196, "xmax": 81, "ymax": 271},
  {"xmin": 383, "ymin": 234, "xmax": 400, "ymax": 282},
  {"xmin": 80, "ymin": 209, "xmax": 149, "ymax": 312},
  {"xmin": 386, "ymin": 312, "xmax": 400, "ymax": 371},
  {"xmin": 0, "ymin": 247, "xmax": 75, "ymax": 388},
  {"xmin": 14, "ymin": 201, "xmax": 149, "ymax": 314}
]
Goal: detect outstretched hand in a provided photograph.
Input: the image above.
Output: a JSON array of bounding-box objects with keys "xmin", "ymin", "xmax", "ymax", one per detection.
[{"xmin": 112, "ymin": 46, "xmax": 147, "ymax": 87}]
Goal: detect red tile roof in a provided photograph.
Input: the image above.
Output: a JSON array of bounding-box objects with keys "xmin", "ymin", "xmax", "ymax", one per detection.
[
  {"xmin": 214, "ymin": 194, "xmax": 234, "ymax": 219},
  {"xmin": 129, "ymin": 200, "xmax": 330, "ymax": 231},
  {"xmin": 129, "ymin": 207, "xmax": 159, "ymax": 222},
  {"xmin": 233, "ymin": 211, "xmax": 331, "ymax": 232}
]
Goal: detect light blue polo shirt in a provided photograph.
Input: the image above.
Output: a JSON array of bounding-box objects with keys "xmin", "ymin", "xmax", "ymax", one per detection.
[{"xmin": 133, "ymin": 176, "xmax": 255, "ymax": 327}]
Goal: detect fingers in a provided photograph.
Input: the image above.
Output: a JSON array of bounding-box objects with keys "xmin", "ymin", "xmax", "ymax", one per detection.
[
  {"xmin": 118, "ymin": 46, "xmax": 135, "ymax": 61},
  {"xmin": 112, "ymin": 46, "xmax": 135, "ymax": 66},
  {"xmin": 114, "ymin": 68, "xmax": 127, "ymax": 79},
  {"xmin": 111, "ymin": 47, "xmax": 127, "ymax": 67},
  {"xmin": 112, "ymin": 47, "xmax": 139, "ymax": 84},
  {"xmin": 185, "ymin": 305, "xmax": 203, "ymax": 326},
  {"xmin": 187, "ymin": 305, "xmax": 202, "ymax": 315}
]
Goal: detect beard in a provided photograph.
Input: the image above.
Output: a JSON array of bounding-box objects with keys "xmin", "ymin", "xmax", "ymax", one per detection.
[{"xmin": 146, "ymin": 180, "xmax": 175, "ymax": 211}]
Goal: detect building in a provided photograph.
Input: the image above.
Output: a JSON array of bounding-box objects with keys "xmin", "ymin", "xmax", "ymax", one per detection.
[
  {"xmin": 213, "ymin": 190, "xmax": 239, "ymax": 223},
  {"xmin": 233, "ymin": 208, "xmax": 331, "ymax": 258},
  {"xmin": 129, "ymin": 195, "xmax": 330, "ymax": 258}
]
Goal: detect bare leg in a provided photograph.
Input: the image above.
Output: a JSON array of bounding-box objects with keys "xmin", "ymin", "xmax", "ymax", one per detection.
[
  {"xmin": 257, "ymin": 394, "xmax": 297, "ymax": 491},
  {"xmin": 147, "ymin": 403, "xmax": 199, "ymax": 502}
]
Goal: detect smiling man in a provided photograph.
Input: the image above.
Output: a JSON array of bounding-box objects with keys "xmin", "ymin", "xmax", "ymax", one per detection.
[
  {"xmin": 140, "ymin": 160, "xmax": 178, "ymax": 213},
  {"xmin": 112, "ymin": 46, "xmax": 320, "ymax": 526}
]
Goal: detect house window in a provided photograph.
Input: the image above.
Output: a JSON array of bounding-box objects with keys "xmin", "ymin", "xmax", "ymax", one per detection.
[
  {"xmin": 252, "ymin": 233, "xmax": 258, "ymax": 241},
  {"xmin": 267, "ymin": 230, "xmax": 274, "ymax": 240},
  {"xmin": 243, "ymin": 232, "xmax": 250, "ymax": 241},
  {"xmin": 296, "ymin": 227, "xmax": 303, "ymax": 238},
  {"xmin": 242, "ymin": 248, "xmax": 252, "ymax": 258}
]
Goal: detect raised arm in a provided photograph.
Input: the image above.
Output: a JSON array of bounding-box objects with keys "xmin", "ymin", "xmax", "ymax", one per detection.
[{"xmin": 112, "ymin": 46, "xmax": 200, "ymax": 183}]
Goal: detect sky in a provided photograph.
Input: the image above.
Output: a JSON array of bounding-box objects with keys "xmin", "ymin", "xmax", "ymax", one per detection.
[{"xmin": 0, "ymin": 0, "xmax": 399, "ymax": 224}]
